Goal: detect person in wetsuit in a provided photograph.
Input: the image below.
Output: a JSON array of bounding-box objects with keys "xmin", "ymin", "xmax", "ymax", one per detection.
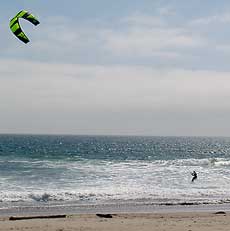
[{"xmin": 191, "ymin": 171, "xmax": 197, "ymax": 182}]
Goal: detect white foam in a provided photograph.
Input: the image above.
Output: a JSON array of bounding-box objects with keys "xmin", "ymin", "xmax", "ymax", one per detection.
[{"xmin": 1, "ymin": 157, "xmax": 230, "ymax": 206}]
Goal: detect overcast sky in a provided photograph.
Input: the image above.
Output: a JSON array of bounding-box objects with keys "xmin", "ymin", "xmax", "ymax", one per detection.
[{"xmin": 1, "ymin": 1, "xmax": 230, "ymax": 136}]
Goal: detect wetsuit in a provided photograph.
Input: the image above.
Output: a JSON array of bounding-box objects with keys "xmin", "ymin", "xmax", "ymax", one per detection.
[{"xmin": 191, "ymin": 171, "xmax": 197, "ymax": 182}]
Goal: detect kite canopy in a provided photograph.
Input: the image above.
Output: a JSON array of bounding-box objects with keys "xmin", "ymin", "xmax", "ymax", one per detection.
[{"xmin": 10, "ymin": 10, "xmax": 40, "ymax": 44}]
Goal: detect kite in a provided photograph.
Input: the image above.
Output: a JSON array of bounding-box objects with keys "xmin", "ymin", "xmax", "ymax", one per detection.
[{"xmin": 10, "ymin": 10, "xmax": 40, "ymax": 44}]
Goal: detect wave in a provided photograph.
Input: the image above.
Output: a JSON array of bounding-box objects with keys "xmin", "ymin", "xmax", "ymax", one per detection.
[
  {"xmin": 1, "ymin": 156, "xmax": 230, "ymax": 171},
  {"xmin": 1, "ymin": 157, "xmax": 230, "ymax": 208},
  {"xmin": 0, "ymin": 188, "xmax": 230, "ymax": 205},
  {"xmin": 0, "ymin": 191, "xmax": 104, "ymax": 203},
  {"xmin": 1, "ymin": 191, "xmax": 230, "ymax": 208},
  {"xmin": 154, "ymin": 157, "xmax": 230, "ymax": 168},
  {"xmin": 212, "ymin": 159, "xmax": 230, "ymax": 167}
]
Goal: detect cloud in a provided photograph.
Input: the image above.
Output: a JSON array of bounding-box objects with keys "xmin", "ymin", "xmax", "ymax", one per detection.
[
  {"xmin": 2, "ymin": 13, "xmax": 207, "ymax": 65},
  {"xmin": 156, "ymin": 6, "xmax": 175, "ymax": 16},
  {"xmin": 190, "ymin": 13, "xmax": 230, "ymax": 25},
  {"xmin": 2, "ymin": 3, "xmax": 230, "ymax": 135},
  {"xmin": 1, "ymin": 59, "xmax": 230, "ymax": 135},
  {"xmin": 100, "ymin": 13, "xmax": 205, "ymax": 58},
  {"xmin": 103, "ymin": 27, "xmax": 204, "ymax": 58},
  {"xmin": 1, "ymin": 60, "xmax": 230, "ymax": 111},
  {"xmin": 122, "ymin": 14, "xmax": 166, "ymax": 27},
  {"xmin": 216, "ymin": 44, "xmax": 230, "ymax": 53}
]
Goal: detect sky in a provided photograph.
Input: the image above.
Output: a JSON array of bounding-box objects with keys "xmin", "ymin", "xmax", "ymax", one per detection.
[{"xmin": 1, "ymin": 1, "xmax": 230, "ymax": 136}]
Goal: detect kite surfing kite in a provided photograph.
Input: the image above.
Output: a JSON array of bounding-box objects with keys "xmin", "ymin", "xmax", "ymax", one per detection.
[{"xmin": 10, "ymin": 10, "xmax": 40, "ymax": 44}]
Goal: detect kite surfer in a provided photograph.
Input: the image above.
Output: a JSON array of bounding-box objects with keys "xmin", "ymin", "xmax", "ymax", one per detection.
[{"xmin": 191, "ymin": 171, "xmax": 197, "ymax": 182}]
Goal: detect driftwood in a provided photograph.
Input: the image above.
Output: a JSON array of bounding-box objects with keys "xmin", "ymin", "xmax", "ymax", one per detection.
[
  {"xmin": 9, "ymin": 214, "xmax": 66, "ymax": 221},
  {"xmin": 214, "ymin": 211, "xmax": 226, "ymax": 215},
  {"xmin": 96, "ymin": 214, "xmax": 113, "ymax": 218}
]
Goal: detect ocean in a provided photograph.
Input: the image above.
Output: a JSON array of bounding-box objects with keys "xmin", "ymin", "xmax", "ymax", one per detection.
[{"xmin": 1, "ymin": 135, "xmax": 230, "ymax": 214}]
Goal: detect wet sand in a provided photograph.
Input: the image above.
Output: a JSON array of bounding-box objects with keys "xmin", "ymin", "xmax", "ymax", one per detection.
[{"xmin": 0, "ymin": 212, "xmax": 230, "ymax": 231}]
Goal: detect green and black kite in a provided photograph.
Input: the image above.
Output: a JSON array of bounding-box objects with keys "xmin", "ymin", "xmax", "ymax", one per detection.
[{"xmin": 10, "ymin": 10, "xmax": 40, "ymax": 44}]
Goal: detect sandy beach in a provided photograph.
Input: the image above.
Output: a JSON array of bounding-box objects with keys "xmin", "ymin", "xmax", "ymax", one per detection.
[{"xmin": 0, "ymin": 212, "xmax": 230, "ymax": 231}]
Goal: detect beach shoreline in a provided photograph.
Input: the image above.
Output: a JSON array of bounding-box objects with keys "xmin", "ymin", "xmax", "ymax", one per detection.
[
  {"xmin": 1, "ymin": 201, "xmax": 230, "ymax": 217},
  {"xmin": 1, "ymin": 211, "xmax": 230, "ymax": 231}
]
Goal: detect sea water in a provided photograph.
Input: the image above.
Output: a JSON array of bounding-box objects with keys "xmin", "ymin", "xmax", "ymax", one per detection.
[{"xmin": 0, "ymin": 135, "xmax": 230, "ymax": 211}]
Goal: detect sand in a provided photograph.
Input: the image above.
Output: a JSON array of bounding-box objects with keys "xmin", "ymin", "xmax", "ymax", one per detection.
[{"xmin": 0, "ymin": 212, "xmax": 230, "ymax": 231}]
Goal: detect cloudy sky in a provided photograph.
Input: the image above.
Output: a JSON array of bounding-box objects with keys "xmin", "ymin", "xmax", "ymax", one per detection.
[{"xmin": 1, "ymin": 1, "xmax": 230, "ymax": 136}]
